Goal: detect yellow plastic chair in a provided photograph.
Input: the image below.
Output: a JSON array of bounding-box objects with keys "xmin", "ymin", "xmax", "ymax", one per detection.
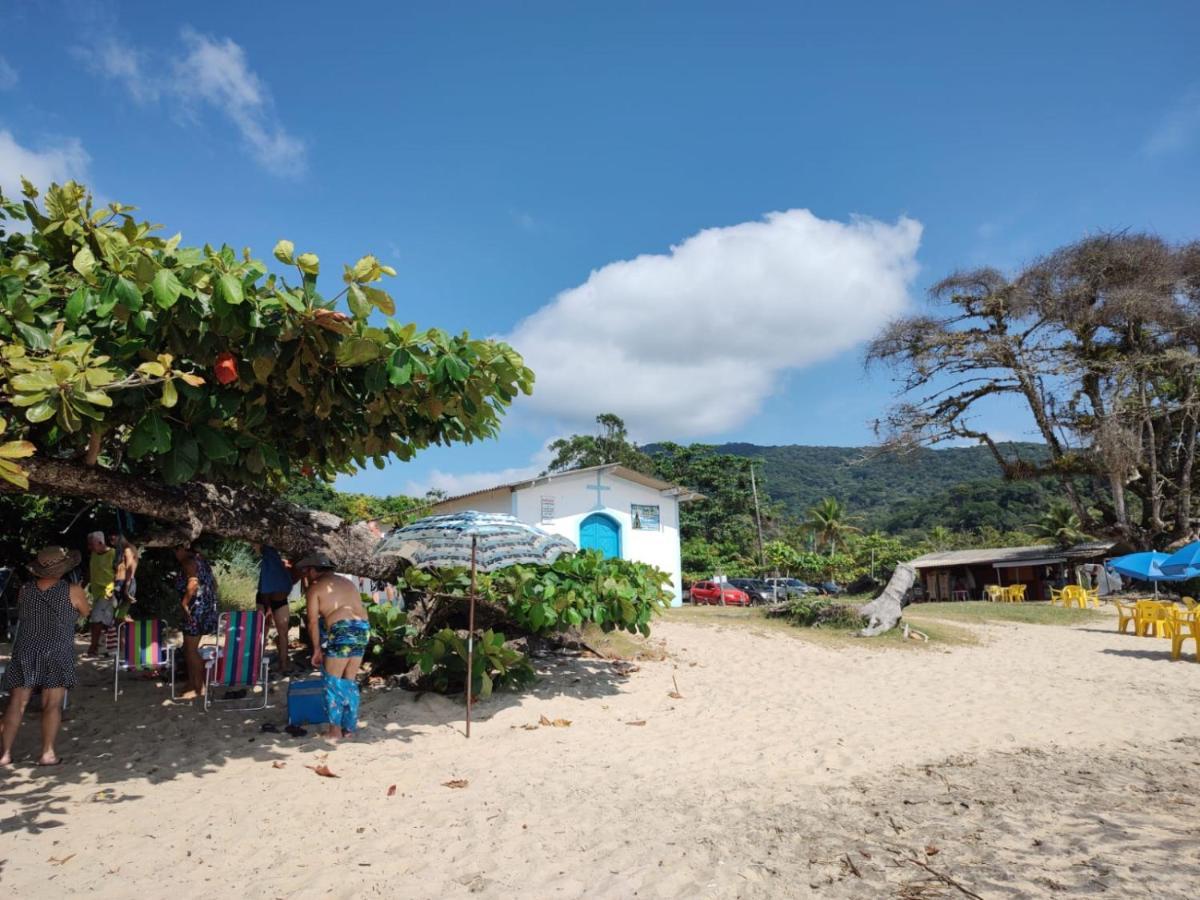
[
  {"xmin": 1137, "ymin": 601, "xmax": 1174, "ymax": 638},
  {"xmin": 1170, "ymin": 609, "xmax": 1200, "ymax": 662},
  {"xmin": 1084, "ymin": 588, "xmax": 1101, "ymax": 608},
  {"xmin": 1049, "ymin": 586, "xmax": 1063, "ymax": 606},
  {"xmin": 984, "ymin": 585, "xmax": 1003, "ymax": 603},
  {"xmin": 1134, "ymin": 600, "xmax": 1161, "ymax": 637},
  {"xmin": 1183, "ymin": 597, "xmax": 1197, "ymax": 611},
  {"xmin": 1113, "ymin": 600, "xmax": 1137, "ymax": 634},
  {"xmin": 1009, "ymin": 584, "xmax": 1027, "ymax": 604}
]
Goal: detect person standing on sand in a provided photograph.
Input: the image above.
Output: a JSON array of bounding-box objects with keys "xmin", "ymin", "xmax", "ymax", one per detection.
[
  {"xmin": 295, "ymin": 552, "xmax": 369, "ymax": 741},
  {"xmin": 0, "ymin": 546, "xmax": 91, "ymax": 766},
  {"xmin": 253, "ymin": 543, "xmax": 294, "ymax": 677},
  {"xmin": 173, "ymin": 544, "xmax": 219, "ymax": 700},
  {"xmin": 109, "ymin": 533, "xmax": 139, "ymax": 614},
  {"xmin": 85, "ymin": 531, "xmax": 116, "ymax": 657}
]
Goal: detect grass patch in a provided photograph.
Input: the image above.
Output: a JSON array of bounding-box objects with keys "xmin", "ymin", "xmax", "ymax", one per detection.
[
  {"xmin": 665, "ymin": 605, "xmax": 977, "ymax": 650},
  {"xmin": 905, "ymin": 601, "xmax": 1103, "ymax": 627}
]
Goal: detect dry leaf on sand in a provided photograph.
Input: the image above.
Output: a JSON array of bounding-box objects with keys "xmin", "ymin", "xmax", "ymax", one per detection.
[
  {"xmin": 306, "ymin": 765, "xmax": 339, "ymax": 778},
  {"xmin": 538, "ymin": 715, "xmax": 572, "ymax": 728},
  {"xmin": 48, "ymin": 854, "xmax": 76, "ymax": 866},
  {"xmin": 443, "ymin": 779, "xmax": 469, "ymax": 789},
  {"xmin": 387, "ymin": 784, "xmax": 397, "ymax": 797},
  {"xmin": 272, "ymin": 761, "xmax": 287, "ymax": 769},
  {"xmin": 626, "ymin": 720, "xmax": 647, "ymax": 727}
]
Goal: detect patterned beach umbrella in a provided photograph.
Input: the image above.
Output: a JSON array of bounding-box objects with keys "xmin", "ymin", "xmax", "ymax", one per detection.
[
  {"xmin": 375, "ymin": 511, "xmax": 576, "ymax": 572},
  {"xmin": 374, "ymin": 511, "xmax": 577, "ymax": 738}
]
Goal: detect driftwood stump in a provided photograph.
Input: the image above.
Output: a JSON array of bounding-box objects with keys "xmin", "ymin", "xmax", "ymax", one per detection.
[{"xmin": 858, "ymin": 563, "xmax": 916, "ymax": 637}]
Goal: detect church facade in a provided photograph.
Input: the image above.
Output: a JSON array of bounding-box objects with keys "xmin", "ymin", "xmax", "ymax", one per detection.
[{"xmin": 428, "ymin": 464, "xmax": 700, "ymax": 605}]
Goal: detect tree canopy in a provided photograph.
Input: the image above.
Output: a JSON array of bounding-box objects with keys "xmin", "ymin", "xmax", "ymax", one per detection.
[
  {"xmin": 869, "ymin": 232, "xmax": 1200, "ymax": 549},
  {"xmin": 0, "ymin": 180, "xmax": 533, "ymax": 570}
]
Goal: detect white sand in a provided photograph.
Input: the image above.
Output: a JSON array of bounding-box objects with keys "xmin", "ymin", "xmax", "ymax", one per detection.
[{"xmin": 3, "ymin": 611, "xmax": 1200, "ymax": 898}]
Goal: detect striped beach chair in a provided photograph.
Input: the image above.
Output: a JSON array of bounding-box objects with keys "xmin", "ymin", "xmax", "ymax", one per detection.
[
  {"xmin": 113, "ymin": 619, "xmax": 168, "ymax": 701},
  {"xmin": 203, "ymin": 611, "xmax": 270, "ymax": 711}
]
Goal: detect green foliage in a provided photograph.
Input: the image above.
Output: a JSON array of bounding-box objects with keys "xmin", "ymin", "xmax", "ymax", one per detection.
[
  {"xmin": 365, "ymin": 601, "xmax": 418, "ymax": 673},
  {"xmin": 1028, "ymin": 501, "xmax": 1092, "ymax": 548},
  {"xmin": 208, "ymin": 543, "xmax": 259, "ymax": 611},
  {"xmin": 282, "ymin": 478, "xmax": 420, "ymax": 524},
  {"xmin": 545, "ymin": 413, "xmax": 654, "ymax": 475},
  {"xmin": 0, "ymin": 181, "xmax": 533, "ymax": 491},
  {"xmin": 415, "ymin": 628, "xmax": 535, "ymax": 698},
  {"xmin": 803, "ymin": 496, "xmax": 861, "ymax": 553},
  {"xmin": 786, "ymin": 595, "xmax": 866, "ymax": 629}
]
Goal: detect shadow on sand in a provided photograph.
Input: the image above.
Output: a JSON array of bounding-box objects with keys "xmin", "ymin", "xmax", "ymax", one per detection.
[{"xmin": 0, "ymin": 642, "xmax": 635, "ymax": 834}]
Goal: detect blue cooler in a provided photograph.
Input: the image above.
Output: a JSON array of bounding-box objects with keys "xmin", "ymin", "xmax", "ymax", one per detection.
[{"xmin": 287, "ymin": 677, "xmax": 328, "ymax": 726}]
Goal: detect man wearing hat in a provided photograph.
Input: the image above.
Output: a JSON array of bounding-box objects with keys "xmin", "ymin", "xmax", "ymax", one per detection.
[
  {"xmin": 294, "ymin": 551, "xmax": 369, "ymax": 741},
  {"xmin": 1, "ymin": 546, "xmax": 90, "ymax": 766}
]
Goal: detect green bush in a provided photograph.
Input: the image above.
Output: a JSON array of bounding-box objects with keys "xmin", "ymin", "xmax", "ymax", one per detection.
[
  {"xmin": 415, "ymin": 628, "xmax": 535, "ymax": 697},
  {"xmin": 787, "ymin": 595, "xmax": 866, "ymax": 629}
]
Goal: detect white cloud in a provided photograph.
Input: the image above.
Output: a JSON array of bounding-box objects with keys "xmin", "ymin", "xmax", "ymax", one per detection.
[
  {"xmin": 172, "ymin": 28, "xmax": 305, "ymax": 175},
  {"xmin": 0, "ymin": 55, "xmax": 17, "ymax": 91},
  {"xmin": 403, "ymin": 441, "xmax": 555, "ymax": 497},
  {"xmin": 1144, "ymin": 89, "xmax": 1200, "ymax": 157},
  {"xmin": 508, "ymin": 209, "xmax": 921, "ymax": 438},
  {"xmin": 78, "ymin": 27, "xmax": 305, "ymax": 176},
  {"xmin": 0, "ymin": 129, "xmax": 90, "ymax": 199}
]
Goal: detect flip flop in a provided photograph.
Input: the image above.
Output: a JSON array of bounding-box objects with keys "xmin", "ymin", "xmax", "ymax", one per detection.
[
  {"xmin": 260, "ymin": 723, "xmax": 281, "ymax": 734},
  {"xmin": 35, "ymin": 758, "xmax": 63, "ymax": 767},
  {"xmin": 284, "ymin": 725, "xmax": 307, "ymax": 737}
]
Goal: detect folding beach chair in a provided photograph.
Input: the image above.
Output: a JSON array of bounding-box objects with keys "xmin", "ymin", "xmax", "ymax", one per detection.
[
  {"xmin": 203, "ymin": 610, "xmax": 271, "ymax": 712},
  {"xmin": 113, "ymin": 619, "xmax": 169, "ymax": 701}
]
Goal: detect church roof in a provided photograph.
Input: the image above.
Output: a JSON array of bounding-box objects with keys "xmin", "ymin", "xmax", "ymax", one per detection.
[{"xmin": 429, "ymin": 463, "xmax": 705, "ymax": 508}]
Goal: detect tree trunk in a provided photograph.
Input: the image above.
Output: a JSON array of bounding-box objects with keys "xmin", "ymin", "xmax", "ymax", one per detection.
[
  {"xmin": 858, "ymin": 563, "xmax": 916, "ymax": 637},
  {"xmin": 8, "ymin": 456, "xmax": 398, "ymax": 579}
]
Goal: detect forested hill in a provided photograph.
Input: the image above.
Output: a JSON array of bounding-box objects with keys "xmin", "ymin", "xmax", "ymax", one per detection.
[{"xmin": 713, "ymin": 442, "xmax": 1057, "ymax": 536}]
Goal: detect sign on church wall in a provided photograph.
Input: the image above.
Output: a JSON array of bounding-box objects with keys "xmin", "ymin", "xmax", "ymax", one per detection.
[
  {"xmin": 540, "ymin": 496, "xmax": 556, "ymax": 523},
  {"xmin": 631, "ymin": 504, "xmax": 660, "ymax": 531}
]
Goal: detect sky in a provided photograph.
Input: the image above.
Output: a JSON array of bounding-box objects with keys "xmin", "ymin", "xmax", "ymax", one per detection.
[{"xmin": 2, "ymin": 1, "xmax": 1198, "ymax": 498}]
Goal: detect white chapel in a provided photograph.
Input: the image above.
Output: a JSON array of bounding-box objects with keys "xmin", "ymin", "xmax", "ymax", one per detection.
[{"xmin": 428, "ymin": 464, "xmax": 700, "ymax": 605}]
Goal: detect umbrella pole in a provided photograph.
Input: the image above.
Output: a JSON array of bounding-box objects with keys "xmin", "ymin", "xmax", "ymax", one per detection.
[{"xmin": 466, "ymin": 535, "xmax": 477, "ymax": 739}]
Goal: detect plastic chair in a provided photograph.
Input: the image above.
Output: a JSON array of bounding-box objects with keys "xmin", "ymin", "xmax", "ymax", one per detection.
[
  {"xmin": 1007, "ymin": 584, "xmax": 1026, "ymax": 604},
  {"xmin": 1049, "ymin": 586, "xmax": 1064, "ymax": 606},
  {"xmin": 113, "ymin": 619, "xmax": 169, "ymax": 701},
  {"xmin": 1183, "ymin": 597, "xmax": 1197, "ymax": 611},
  {"xmin": 1113, "ymin": 600, "xmax": 1137, "ymax": 634},
  {"xmin": 1134, "ymin": 600, "xmax": 1159, "ymax": 636},
  {"xmin": 983, "ymin": 585, "xmax": 1003, "ymax": 603},
  {"xmin": 203, "ymin": 611, "xmax": 270, "ymax": 712},
  {"xmin": 1170, "ymin": 609, "xmax": 1200, "ymax": 662},
  {"xmin": 1084, "ymin": 588, "xmax": 1101, "ymax": 608}
]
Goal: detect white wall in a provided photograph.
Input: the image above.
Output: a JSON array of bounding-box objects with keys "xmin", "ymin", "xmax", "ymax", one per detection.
[
  {"xmin": 512, "ymin": 471, "xmax": 684, "ymax": 606},
  {"xmin": 432, "ymin": 488, "xmax": 512, "ymax": 516}
]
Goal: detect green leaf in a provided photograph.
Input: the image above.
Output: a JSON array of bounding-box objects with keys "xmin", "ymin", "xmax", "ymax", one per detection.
[
  {"xmin": 216, "ymin": 273, "xmax": 244, "ymax": 306},
  {"xmin": 128, "ymin": 411, "xmax": 172, "ymax": 459},
  {"xmin": 115, "ymin": 276, "xmax": 143, "ymax": 311},
  {"xmin": 137, "ymin": 361, "xmax": 166, "ymax": 377},
  {"xmin": 65, "ymin": 286, "xmax": 88, "ymax": 325},
  {"xmin": 10, "ymin": 371, "xmax": 58, "ymax": 392},
  {"xmin": 347, "ymin": 283, "xmax": 371, "ymax": 319},
  {"xmin": 194, "ymin": 424, "xmax": 237, "ymax": 463},
  {"xmin": 161, "ymin": 380, "xmax": 178, "ymax": 408},
  {"xmin": 162, "ymin": 433, "xmax": 200, "ymax": 484},
  {"xmin": 24, "ymin": 398, "xmax": 57, "ymax": 423},
  {"xmin": 72, "ymin": 246, "xmax": 96, "ymax": 278},
  {"xmin": 251, "ymin": 355, "xmax": 276, "ymax": 383},
  {"xmin": 273, "ymin": 239, "xmax": 295, "ymax": 265},
  {"xmin": 12, "ymin": 321, "xmax": 49, "ymax": 350},
  {"xmin": 151, "ymin": 268, "xmax": 184, "ymax": 309},
  {"xmin": 335, "ymin": 338, "xmax": 381, "ymax": 367},
  {"xmin": 296, "ymin": 253, "xmax": 320, "ymax": 276},
  {"xmin": 363, "ymin": 286, "xmax": 395, "ymax": 316}
]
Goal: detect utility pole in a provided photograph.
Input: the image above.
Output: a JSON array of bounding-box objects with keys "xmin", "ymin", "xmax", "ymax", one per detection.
[{"xmin": 749, "ymin": 460, "xmax": 765, "ymax": 571}]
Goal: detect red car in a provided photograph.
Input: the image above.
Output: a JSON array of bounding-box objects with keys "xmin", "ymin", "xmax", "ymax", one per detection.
[{"xmin": 689, "ymin": 581, "xmax": 752, "ymax": 606}]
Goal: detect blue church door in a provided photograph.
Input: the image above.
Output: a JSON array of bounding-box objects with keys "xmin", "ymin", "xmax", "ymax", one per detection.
[{"xmin": 579, "ymin": 513, "xmax": 621, "ymax": 559}]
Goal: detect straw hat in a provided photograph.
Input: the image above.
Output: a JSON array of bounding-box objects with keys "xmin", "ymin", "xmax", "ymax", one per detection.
[
  {"xmin": 294, "ymin": 550, "xmax": 335, "ymax": 571},
  {"xmin": 28, "ymin": 545, "xmax": 82, "ymax": 579}
]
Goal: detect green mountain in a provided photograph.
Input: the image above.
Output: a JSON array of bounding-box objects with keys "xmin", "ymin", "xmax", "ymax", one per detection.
[{"xmin": 712, "ymin": 442, "xmax": 1058, "ymax": 537}]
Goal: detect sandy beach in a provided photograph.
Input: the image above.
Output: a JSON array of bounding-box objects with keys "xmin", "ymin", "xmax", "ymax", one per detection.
[{"xmin": 3, "ymin": 609, "xmax": 1200, "ymax": 898}]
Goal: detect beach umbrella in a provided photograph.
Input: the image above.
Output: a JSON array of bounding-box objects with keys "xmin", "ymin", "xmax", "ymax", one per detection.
[
  {"xmin": 375, "ymin": 512, "xmax": 576, "ymax": 737},
  {"xmin": 1106, "ymin": 551, "xmax": 1197, "ymax": 596},
  {"xmin": 1160, "ymin": 541, "xmax": 1200, "ymax": 576}
]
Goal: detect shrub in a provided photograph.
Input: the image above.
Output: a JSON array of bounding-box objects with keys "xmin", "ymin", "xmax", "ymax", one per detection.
[{"xmin": 787, "ymin": 595, "xmax": 866, "ymax": 629}]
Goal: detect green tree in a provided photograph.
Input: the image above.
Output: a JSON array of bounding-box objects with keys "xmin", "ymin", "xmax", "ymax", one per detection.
[
  {"xmin": 803, "ymin": 497, "xmax": 861, "ymax": 555},
  {"xmin": 0, "ymin": 181, "xmax": 533, "ymax": 573},
  {"xmin": 545, "ymin": 413, "xmax": 654, "ymax": 474},
  {"xmin": 1029, "ymin": 502, "xmax": 1092, "ymax": 548}
]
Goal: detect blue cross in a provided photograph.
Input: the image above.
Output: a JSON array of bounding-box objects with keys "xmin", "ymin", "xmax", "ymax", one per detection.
[{"xmin": 586, "ymin": 470, "xmax": 611, "ymax": 510}]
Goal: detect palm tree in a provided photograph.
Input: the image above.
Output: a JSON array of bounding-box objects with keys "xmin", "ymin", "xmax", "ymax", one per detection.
[
  {"xmin": 804, "ymin": 497, "xmax": 861, "ymax": 555},
  {"xmin": 925, "ymin": 525, "xmax": 954, "ymax": 552},
  {"xmin": 1029, "ymin": 502, "xmax": 1091, "ymax": 549}
]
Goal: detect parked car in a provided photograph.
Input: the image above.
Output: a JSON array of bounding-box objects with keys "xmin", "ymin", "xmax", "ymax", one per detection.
[
  {"xmin": 766, "ymin": 577, "xmax": 818, "ymax": 599},
  {"xmin": 816, "ymin": 581, "xmax": 843, "ymax": 596},
  {"xmin": 727, "ymin": 578, "xmax": 779, "ymax": 604},
  {"xmin": 689, "ymin": 581, "xmax": 752, "ymax": 606}
]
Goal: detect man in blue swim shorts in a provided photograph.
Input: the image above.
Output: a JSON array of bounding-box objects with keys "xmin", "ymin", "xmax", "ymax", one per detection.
[{"xmin": 295, "ymin": 551, "xmax": 370, "ymax": 741}]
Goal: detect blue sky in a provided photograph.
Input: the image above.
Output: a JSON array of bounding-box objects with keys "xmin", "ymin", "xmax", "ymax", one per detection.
[{"xmin": 2, "ymin": 1, "xmax": 1198, "ymax": 497}]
